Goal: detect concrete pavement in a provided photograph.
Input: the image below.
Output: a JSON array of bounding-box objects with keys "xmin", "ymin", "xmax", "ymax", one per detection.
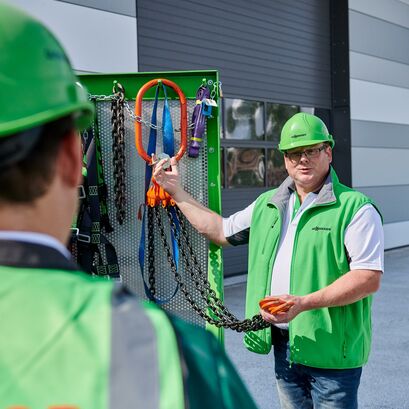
[{"xmin": 224, "ymin": 247, "xmax": 409, "ymax": 409}]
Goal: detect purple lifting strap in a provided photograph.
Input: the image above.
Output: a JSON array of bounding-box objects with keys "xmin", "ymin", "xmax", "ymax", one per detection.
[{"xmin": 188, "ymin": 86, "xmax": 210, "ymax": 158}]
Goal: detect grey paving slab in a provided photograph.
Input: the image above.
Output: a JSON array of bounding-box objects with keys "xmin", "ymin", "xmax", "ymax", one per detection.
[{"xmin": 224, "ymin": 247, "xmax": 409, "ymax": 409}]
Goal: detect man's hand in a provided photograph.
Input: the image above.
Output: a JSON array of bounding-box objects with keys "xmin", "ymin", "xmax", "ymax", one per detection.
[
  {"xmin": 152, "ymin": 155, "xmax": 228, "ymax": 246},
  {"xmin": 153, "ymin": 156, "xmax": 182, "ymax": 198},
  {"xmin": 259, "ymin": 294, "xmax": 305, "ymax": 324},
  {"xmin": 260, "ymin": 269, "xmax": 382, "ymax": 324}
]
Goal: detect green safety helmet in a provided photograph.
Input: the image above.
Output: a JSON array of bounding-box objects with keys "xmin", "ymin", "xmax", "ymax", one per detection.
[
  {"xmin": 0, "ymin": 2, "xmax": 94, "ymax": 139},
  {"xmin": 278, "ymin": 112, "xmax": 334, "ymax": 151}
]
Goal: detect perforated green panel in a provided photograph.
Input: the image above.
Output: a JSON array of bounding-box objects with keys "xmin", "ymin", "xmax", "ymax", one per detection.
[{"xmin": 80, "ymin": 71, "xmax": 223, "ymax": 340}]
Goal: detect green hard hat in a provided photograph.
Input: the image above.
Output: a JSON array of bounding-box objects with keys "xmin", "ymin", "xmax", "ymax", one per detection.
[
  {"xmin": 0, "ymin": 2, "xmax": 94, "ymax": 138},
  {"xmin": 278, "ymin": 112, "xmax": 334, "ymax": 151}
]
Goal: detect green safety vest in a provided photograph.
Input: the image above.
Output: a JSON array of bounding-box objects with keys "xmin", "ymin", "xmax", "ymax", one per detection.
[
  {"xmin": 244, "ymin": 168, "xmax": 379, "ymax": 369},
  {"xmin": 0, "ymin": 241, "xmax": 258, "ymax": 409}
]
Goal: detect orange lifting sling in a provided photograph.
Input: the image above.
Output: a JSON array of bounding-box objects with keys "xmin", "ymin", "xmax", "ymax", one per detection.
[{"xmin": 134, "ymin": 78, "xmax": 187, "ymax": 207}]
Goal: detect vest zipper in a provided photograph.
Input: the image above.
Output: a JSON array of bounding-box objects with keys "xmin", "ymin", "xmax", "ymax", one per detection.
[
  {"xmin": 288, "ymin": 206, "xmax": 317, "ymax": 365},
  {"xmin": 290, "ymin": 203, "xmax": 346, "ymax": 365},
  {"xmin": 261, "ymin": 214, "xmax": 279, "ymax": 255},
  {"xmin": 342, "ymin": 305, "xmax": 347, "ymax": 359}
]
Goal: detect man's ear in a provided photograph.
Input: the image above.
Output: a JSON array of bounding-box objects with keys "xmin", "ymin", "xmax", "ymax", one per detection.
[
  {"xmin": 56, "ymin": 129, "xmax": 82, "ymax": 188},
  {"xmin": 327, "ymin": 146, "xmax": 333, "ymax": 164}
]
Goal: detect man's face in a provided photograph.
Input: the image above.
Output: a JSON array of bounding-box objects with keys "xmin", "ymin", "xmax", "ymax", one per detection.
[{"xmin": 283, "ymin": 143, "xmax": 332, "ymax": 190}]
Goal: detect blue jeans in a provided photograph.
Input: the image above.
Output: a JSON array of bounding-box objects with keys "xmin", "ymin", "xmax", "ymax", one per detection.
[{"xmin": 272, "ymin": 326, "xmax": 362, "ymax": 409}]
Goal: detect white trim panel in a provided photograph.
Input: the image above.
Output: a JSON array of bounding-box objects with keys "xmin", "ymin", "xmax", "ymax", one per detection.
[
  {"xmin": 12, "ymin": 0, "xmax": 138, "ymax": 73},
  {"xmin": 349, "ymin": 0, "xmax": 409, "ymax": 29},
  {"xmin": 352, "ymin": 147, "xmax": 409, "ymax": 187},
  {"xmin": 384, "ymin": 221, "xmax": 409, "ymax": 249},
  {"xmin": 350, "ymin": 52, "xmax": 409, "ymax": 89},
  {"xmin": 350, "ymin": 79, "xmax": 409, "ymax": 125}
]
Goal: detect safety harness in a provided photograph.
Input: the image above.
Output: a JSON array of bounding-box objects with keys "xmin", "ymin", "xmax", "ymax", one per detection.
[{"xmin": 70, "ymin": 100, "xmax": 120, "ymax": 278}]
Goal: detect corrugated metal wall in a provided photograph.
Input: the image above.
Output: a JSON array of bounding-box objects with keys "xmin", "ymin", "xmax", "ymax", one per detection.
[
  {"xmin": 137, "ymin": 0, "xmax": 331, "ymax": 108},
  {"xmin": 138, "ymin": 0, "xmax": 332, "ymax": 276},
  {"xmin": 349, "ymin": 0, "xmax": 409, "ymax": 249}
]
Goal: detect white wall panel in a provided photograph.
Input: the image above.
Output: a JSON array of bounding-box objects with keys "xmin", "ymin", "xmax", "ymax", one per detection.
[
  {"xmin": 351, "ymin": 119, "xmax": 409, "ymax": 148},
  {"xmin": 12, "ymin": 0, "xmax": 138, "ymax": 73},
  {"xmin": 352, "ymin": 147, "xmax": 409, "ymax": 187},
  {"xmin": 57, "ymin": 0, "xmax": 136, "ymax": 17},
  {"xmin": 350, "ymin": 79, "xmax": 409, "ymax": 125},
  {"xmin": 350, "ymin": 52, "xmax": 409, "ymax": 89},
  {"xmin": 349, "ymin": 0, "xmax": 409, "ymax": 29},
  {"xmin": 384, "ymin": 221, "xmax": 409, "ymax": 249},
  {"xmin": 349, "ymin": 11, "xmax": 409, "ymax": 65}
]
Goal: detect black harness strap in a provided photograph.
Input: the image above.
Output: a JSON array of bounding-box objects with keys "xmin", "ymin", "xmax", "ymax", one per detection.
[{"xmin": 71, "ymin": 106, "xmax": 120, "ymax": 279}]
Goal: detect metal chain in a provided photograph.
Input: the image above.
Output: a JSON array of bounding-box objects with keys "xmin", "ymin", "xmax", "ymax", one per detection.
[
  {"xmin": 88, "ymin": 93, "xmax": 117, "ymax": 101},
  {"xmin": 123, "ymin": 99, "xmax": 196, "ymax": 132},
  {"xmin": 168, "ymin": 210, "xmax": 238, "ymax": 325},
  {"xmin": 154, "ymin": 206, "xmax": 225, "ymax": 327},
  {"xmin": 171, "ymin": 207, "xmax": 237, "ymax": 320},
  {"xmin": 167, "ymin": 208, "xmax": 236, "ymax": 322},
  {"xmin": 147, "ymin": 206, "xmax": 156, "ymax": 296},
  {"xmin": 90, "ymin": 93, "xmax": 196, "ymax": 132},
  {"xmin": 168, "ymin": 207, "xmax": 269, "ymax": 332},
  {"xmin": 154, "ymin": 206, "xmax": 269, "ymax": 332},
  {"xmin": 111, "ymin": 83, "xmax": 126, "ymax": 224}
]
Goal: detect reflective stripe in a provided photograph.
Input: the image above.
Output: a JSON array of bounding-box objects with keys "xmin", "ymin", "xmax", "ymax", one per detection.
[
  {"xmin": 143, "ymin": 303, "xmax": 186, "ymax": 409},
  {"xmin": 110, "ymin": 285, "xmax": 160, "ymax": 409}
]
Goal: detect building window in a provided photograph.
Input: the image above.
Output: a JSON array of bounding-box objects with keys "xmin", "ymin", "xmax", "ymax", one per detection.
[
  {"xmin": 265, "ymin": 103, "xmax": 299, "ymax": 145},
  {"xmin": 221, "ymin": 98, "xmax": 313, "ymax": 189},
  {"xmin": 224, "ymin": 99, "xmax": 264, "ymax": 140},
  {"xmin": 226, "ymin": 148, "xmax": 265, "ymax": 188},
  {"xmin": 266, "ymin": 148, "xmax": 287, "ymax": 187}
]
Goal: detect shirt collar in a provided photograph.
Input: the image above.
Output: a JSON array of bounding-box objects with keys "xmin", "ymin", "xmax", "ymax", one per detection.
[{"xmin": 0, "ymin": 231, "xmax": 71, "ymax": 259}]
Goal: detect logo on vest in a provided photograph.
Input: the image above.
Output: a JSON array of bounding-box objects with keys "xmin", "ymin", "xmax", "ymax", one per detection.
[{"xmin": 312, "ymin": 226, "xmax": 331, "ymax": 232}]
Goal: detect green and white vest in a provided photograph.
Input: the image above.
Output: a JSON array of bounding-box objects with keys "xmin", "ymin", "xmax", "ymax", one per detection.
[{"xmin": 244, "ymin": 168, "xmax": 380, "ymax": 369}]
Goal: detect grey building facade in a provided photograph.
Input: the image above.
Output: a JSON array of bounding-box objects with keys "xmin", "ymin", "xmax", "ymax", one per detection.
[{"xmin": 14, "ymin": 0, "xmax": 409, "ymax": 276}]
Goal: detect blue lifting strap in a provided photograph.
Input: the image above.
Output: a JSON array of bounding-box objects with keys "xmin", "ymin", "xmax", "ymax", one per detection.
[{"xmin": 138, "ymin": 83, "xmax": 179, "ymax": 304}]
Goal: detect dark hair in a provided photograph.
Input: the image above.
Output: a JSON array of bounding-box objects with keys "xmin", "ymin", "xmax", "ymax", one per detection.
[{"xmin": 0, "ymin": 115, "xmax": 75, "ymax": 204}]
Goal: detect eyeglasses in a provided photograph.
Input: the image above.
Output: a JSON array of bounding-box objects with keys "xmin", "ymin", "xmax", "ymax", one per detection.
[{"xmin": 284, "ymin": 145, "xmax": 327, "ymax": 163}]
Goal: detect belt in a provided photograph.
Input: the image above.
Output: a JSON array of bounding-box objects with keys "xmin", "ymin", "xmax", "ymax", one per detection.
[{"xmin": 272, "ymin": 325, "xmax": 289, "ymax": 338}]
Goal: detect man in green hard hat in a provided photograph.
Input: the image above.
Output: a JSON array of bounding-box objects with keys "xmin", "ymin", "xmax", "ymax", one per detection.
[
  {"xmin": 154, "ymin": 111, "xmax": 384, "ymax": 408},
  {"xmin": 0, "ymin": 3, "xmax": 259, "ymax": 408}
]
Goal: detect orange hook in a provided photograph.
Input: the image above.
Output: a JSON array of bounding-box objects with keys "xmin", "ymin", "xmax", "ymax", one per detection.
[{"xmin": 146, "ymin": 179, "xmax": 176, "ymax": 208}]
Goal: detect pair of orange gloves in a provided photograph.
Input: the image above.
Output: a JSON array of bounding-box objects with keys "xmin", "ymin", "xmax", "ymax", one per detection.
[{"xmin": 259, "ymin": 297, "xmax": 294, "ymax": 315}]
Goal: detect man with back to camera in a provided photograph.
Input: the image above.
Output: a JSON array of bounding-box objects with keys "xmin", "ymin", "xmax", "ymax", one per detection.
[
  {"xmin": 0, "ymin": 3, "xmax": 260, "ymax": 408},
  {"xmin": 154, "ymin": 111, "xmax": 384, "ymax": 409}
]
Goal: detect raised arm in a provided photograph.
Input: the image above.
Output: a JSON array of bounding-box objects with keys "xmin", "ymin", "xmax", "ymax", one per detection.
[{"xmin": 153, "ymin": 157, "xmax": 228, "ymax": 246}]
